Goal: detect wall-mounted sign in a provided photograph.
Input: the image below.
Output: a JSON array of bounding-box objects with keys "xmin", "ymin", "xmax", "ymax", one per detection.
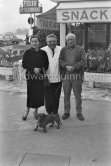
[
  {"xmin": 57, "ymin": 8, "xmax": 111, "ymax": 23},
  {"xmin": 37, "ymin": 18, "xmax": 60, "ymax": 30},
  {"xmin": 19, "ymin": 6, "xmax": 42, "ymax": 14}
]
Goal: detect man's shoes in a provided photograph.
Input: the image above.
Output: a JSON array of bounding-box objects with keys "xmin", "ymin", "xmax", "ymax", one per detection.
[
  {"xmin": 77, "ymin": 113, "xmax": 84, "ymax": 121},
  {"xmin": 62, "ymin": 113, "xmax": 70, "ymax": 120}
]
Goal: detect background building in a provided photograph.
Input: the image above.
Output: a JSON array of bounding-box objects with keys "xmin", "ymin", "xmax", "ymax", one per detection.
[{"xmin": 36, "ymin": 5, "xmax": 60, "ymax": 47}]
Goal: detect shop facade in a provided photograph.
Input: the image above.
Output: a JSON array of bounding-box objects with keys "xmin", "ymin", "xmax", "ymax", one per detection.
[
  {"xmin": 36, "ymin": 5, "xmax": 60, "ymax": 47},
  {"xmin": 51, "ymin": 0, "xmax": 111, "ymax": 85},
  {"xmin": 51, "ymin": 0, "xmax": 111, "ymax": 48}
]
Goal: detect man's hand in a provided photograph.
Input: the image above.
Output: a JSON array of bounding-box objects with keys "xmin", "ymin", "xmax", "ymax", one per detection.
[
  {"xmin": 65, "ymin": 65, "xmax": 73, "ymax": 72},
  {"xmin": 34, "ymin": 68, "xmax": 41, "ymax": 74}
]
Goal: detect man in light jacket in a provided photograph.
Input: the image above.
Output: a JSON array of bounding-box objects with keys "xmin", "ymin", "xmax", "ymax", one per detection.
[{"xmin": 42, "ymin": 34, "xmax": 62, "ymax": 114}]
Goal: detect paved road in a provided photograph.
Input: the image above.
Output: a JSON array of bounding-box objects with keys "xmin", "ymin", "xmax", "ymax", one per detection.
[
  {"xmin": 0, "ymin": 90, "xmax": 111, "ymax": 166},
  {"xmin": 0, "ymin": 79, "xmax": 111, "ymax": 102}
]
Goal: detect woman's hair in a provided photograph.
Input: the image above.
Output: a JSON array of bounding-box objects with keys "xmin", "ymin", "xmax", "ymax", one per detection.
[{"xmin": 30, "ymin": 35, "xmax": 40, "ymax": 42}]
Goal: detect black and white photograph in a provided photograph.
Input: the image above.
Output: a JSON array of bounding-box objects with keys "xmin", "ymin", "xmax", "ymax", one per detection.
[{"xmin": 0, "ymin": 0, "xmax": 111, "ymax": 165}]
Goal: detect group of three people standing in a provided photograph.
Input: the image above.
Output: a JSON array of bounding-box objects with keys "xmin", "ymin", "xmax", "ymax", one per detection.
[{"xmin": 22, "ymin": 33, "xmax": 86, "ymax": 122}]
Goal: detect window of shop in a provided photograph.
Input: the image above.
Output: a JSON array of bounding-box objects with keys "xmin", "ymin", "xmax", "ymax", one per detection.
[
  {"xmin": 87, "ymin": 23, "xmax": 111, "ymax": 50},
  {"xmin": 88, "ymin": 23, "xmax": 107, "ymax": 49},
  {"xmin": 67, "ymin": 23, "xmax": 111, "ymax": 49},
  {"xmin": 66, "ymin": 23, "xmax": 85, "ymax": 47},
  {"xmin": 66, "ymin": 23, "xmax": 111, "ymax": 73}
]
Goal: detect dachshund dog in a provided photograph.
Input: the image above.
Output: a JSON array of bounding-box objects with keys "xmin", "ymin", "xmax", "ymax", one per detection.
[{"xmin": 33, "ymin": 113, "xmax": 62, "ymax": 133}]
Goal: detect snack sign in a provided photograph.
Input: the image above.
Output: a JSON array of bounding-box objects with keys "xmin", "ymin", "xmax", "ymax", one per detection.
[{"xmin": 57, "ymin": 8, "xmax": 111, "ymax": 23}]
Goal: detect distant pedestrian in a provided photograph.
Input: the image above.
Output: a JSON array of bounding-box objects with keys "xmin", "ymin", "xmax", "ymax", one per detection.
[
  {"xmin": 25, "ymin": 34, "xmax": 29, "ymax": 45},
  {"xmin": 22, "ymin": 35, "xmax": 49, "ymax": 120},
  {"xmin": 59, "ymin": 33, "xmax": 86, "ymax": 121}
]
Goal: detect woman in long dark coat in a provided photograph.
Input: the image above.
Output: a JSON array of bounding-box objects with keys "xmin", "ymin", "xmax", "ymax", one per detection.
[{"xmin": 22, "ymin": 35, "xmax": 49, "ymax": 120}]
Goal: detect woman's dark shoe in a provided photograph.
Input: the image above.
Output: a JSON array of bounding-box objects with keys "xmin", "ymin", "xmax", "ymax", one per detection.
[
  {"xmin": 62, "ymin": 113, "xmax": 70, "ymax": 120},
  {"xmin": 77, "ymin": 113, "xmax": 84, "ymax": 121},
  {"xmin": 22, "ymin": 112, "xmax": 28, "ymax": 121}
]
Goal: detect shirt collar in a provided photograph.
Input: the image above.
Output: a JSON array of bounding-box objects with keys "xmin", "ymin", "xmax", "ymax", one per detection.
[
  {"xmin": 31, "ymin": 47, "xmax": 39, "ymax": 51},
  {"xmin": 48, "ymin": 46, "xmax": 56, "ymax": 51},
  {"xmin": 67, "ymin": 45, "xmax": 76, "ymax": 49}
]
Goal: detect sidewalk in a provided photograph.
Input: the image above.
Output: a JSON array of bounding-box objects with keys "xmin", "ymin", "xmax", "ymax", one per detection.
[
  {"xmin": 0, "ymin": 79, "xmax": 111, "ymax": 166},
  {"xmin": 0, "ymin": 79, "xmax": 111, "ymax": 102}
]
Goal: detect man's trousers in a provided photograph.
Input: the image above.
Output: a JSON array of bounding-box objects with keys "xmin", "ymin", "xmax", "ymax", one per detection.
[
  {"xmin": 44, "ymin": 82, "xmax": 62, "ymax": 114},
  {"xmin": 63, "ymin": 78, "xmax": 83, "ymax": 114}
]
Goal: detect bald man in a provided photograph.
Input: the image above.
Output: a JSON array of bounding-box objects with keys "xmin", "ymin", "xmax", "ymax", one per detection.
[{"xmin": 59, "ymin": 33, "xmax": 86, "ymax": 121}]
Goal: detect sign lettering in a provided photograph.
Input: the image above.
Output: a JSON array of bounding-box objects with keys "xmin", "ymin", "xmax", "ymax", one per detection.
[
  {"xmin": 37, "ymin": 18, "xmax": 60, "ymax": 30},
  {"xmin": 57, "ymin": 8, "xmax": 111, "ymax": 23},
  {"xmin": 19, "ymin": 6, "xmax": 42, "ymax": 14},
  {"xmin": 19, "ymin": 0, "xmax": 42, "ymax": 14},
  {"xmin": 23, "ymin": 0, "xmax": 38, "ymax": 7},
  {"xmin": 71, "ymin": 11, "xmax": 79, "ymax": 20},
  {"xmin": 90, "ymin": 11, "xmax": 98, "ymax": 20},
  {"xmin": 100, "ymin": 10, "xmax": 108, "ymax": 20},
  {"xmin": 62, "ymin": 12, "xmax": 70, "ymax": 21},
  {"xmin": 80, "ymin": 11, "xmax": 88, "ymax": 20}
]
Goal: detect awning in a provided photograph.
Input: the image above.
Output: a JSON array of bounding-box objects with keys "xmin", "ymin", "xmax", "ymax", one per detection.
[
  {"xmin": 57, "ymin": 1, "xmax": 111, "ymax": 9},
  {"xmin": 56, "ymin": 1, "xmax": 111, "ymax": 23},
  {"xmin": 37, "ymin": 5, "xmax": 58, "ymax": 19}
]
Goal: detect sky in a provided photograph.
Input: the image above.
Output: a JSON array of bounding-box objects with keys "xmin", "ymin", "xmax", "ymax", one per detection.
[{"xmin": 0, "ymin": 0, "xmax": 56, "ymax": 34}]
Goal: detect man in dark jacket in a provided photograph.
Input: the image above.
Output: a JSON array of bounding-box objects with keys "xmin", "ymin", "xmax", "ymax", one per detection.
[{"xmin": 59, "ymin": 33, "xmax": 86, "ymax": 121}]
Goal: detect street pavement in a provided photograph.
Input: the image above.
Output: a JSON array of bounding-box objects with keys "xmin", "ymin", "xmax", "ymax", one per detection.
[
  {"xmin": 0, "ymin": 79, "xmax": 111, "ymax": 102},
  {"xmin": 0, "ymin": 79, "xmax": 111, "ymax": 166}
]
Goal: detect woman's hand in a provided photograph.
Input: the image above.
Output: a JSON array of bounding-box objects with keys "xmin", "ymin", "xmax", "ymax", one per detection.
[{"xmin": 34, "ymin": 68, "xmax": 41, "ymax": 74}]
